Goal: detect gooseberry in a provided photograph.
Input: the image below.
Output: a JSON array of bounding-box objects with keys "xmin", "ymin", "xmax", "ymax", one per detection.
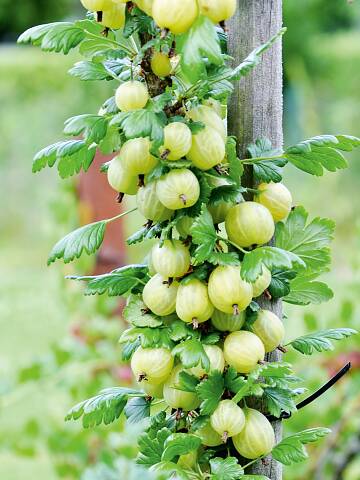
[
  {"xmin": 196, "ymin": 421, "xmax": 223, "ymax": 447},
  {"xmin": 252, "ymin": 266, "xmax": 272, "ymax": 298},
  {"xmin": 211, "ymin": 309, "xmax": 246, "ymax": 332},
  {"xmin": 107, "ymin": 156, "xmax": 138, "ymax": 195},
  {"xmin": 151, "ymin": 239, "xmax": 191, "ymax": 278},
  {"xmin": 142, "ymin": 274, "xmax": 178, "ymax": 316},
  {"xmin": 161, "ymin": 122, "xmax": 192, "ymax": 161},
  {"xmin": 255, "ymin": 182, "xmax": 292, "ymax": 222},
  {"xmin": 232, "ymin": 408, "xmax": 276, "ymax": 459},
  {"xmin": 187, "ymin": 126, "xmax": 225, "ymax": 170},
  {"xmin": 115, "ymin": 80, "xmax": 149, "ymax": 112},
  {"xmin": 208, "ymin": 201, "xmax": 232, "ymax": 224},
  {"xmin": 152, "ymin": 0, "xmax": 198, "ymax": 35},
  {"xmin": 187, "ymin": 105, "xmax": 226, "ymax": 141},
  {"xmin": 163, "ymin": 365, "xmax": 201, "ymax": 411},
  {"xmin": 151, "ymin": 51, "xmax": 172, "ymax": 77},
  {"xmin": 137, "ymin": 182, "xmax": 173, "ymax": 222},
  {"xmin": 176, "ymin": 279, "xmax": 214, "ymax": 326},
  {"xmin": 199, "ymin": 0, "xmax": 237, "ymax": 23},
  {"xmin": 208, "ymin": 265, "xmax": 253, "ymax": 315},
  {"xmin": 251, "ymin": 309, "xmax": 285, "ymax": 353},
  {"xmin": 225, "ymin": 201, "xmax": 275, "ymax": 248},
  {"xmin": 80, "ymin": 0, "xmax": 113, "ymax": 11},
  {"xmin": 131, "ymin": 347, "xmax": 173, "ymax": 384},
  {"xmin": 223, "ymin": 331, "xmax": 265, "ymax": 373},
  {"xmin": 99, "ymin": 2, "xmax": 126, "ymax": 29},
  {"xmin": 156, "ymin": 169, "xmax": 200, "ymax": 210},
  {"xmin": 210, "ymin": 400, "xmax": 245, "ymax": 441},
  {"xmin": 120, "ymin": 137, "xmax": 157, "ymax": 175},
  {"xmin": 188, "ymin": 344, "xmax": 225, "ymax": 378}
]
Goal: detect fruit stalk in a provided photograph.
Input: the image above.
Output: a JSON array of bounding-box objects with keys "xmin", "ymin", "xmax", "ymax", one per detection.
[{"xmin": 228, "ymin": 1, "xmax": 283, "ymax": 478}]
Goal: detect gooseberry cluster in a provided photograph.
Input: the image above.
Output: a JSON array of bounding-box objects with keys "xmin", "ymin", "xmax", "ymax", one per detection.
[
  {"xmin": 22, "ymin": 0, "xmax": 358, "ymax": 475},
  {"xmin": 86, "ymin": 0, "xmax": 292, "ymax": 465}
]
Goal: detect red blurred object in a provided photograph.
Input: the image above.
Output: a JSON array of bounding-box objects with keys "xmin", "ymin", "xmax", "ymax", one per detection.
[
  {"xmin": 77, "ymin": 151, "xmax": 126, "ymax": 275},
  {"xmin": 326, "ymin": 351, "xmax": 360, "ymax": 377}
]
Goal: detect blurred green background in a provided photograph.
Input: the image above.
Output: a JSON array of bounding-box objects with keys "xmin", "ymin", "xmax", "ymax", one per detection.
[{"xmin": 0, "ymin": 1, "xmax": 359, "ymax": 479}]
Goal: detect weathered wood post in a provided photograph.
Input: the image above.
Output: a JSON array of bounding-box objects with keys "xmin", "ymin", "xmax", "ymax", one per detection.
[{"xmin": 228, "ymin": 1, "xmax": 283, "ymax": 478}]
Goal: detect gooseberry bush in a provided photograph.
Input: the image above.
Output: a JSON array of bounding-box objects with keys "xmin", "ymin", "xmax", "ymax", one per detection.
[{"xmin": 19, "ymin": 1, "xmax": 359, "ymax": 479}]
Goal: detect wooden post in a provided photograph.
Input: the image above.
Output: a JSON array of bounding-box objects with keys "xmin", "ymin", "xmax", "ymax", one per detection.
[{"xmin": 227, "ymin": 1, "xmax": 283, "ymax": 478}]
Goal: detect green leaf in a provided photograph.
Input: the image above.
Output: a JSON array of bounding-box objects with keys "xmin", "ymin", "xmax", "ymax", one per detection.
[
  {"xmin": 284, "ymin": 134, "xmax": 359, "ymax": 176},
  {"xmin": 162, "ymin": 433, "xmax": 201, "ymax": 462},
  {"xmin": 137, "ymin": 427, "xmax": 172, "ymax": 467},
  {"xmin": 208, "ymin": 251, "xmax": 240, "ymax": 266},
  {"xmin": 120, "ymin": 327, "xmax": 174, "ymax": 349},
  {"xmin": 276, "ymin": 206, "xmax": 335, "ymax": 274},
  {"xmin": 124, "ymin": 296, "xmax": 163, "ymax": 328},
  {"xmin": 65, "ymin": 387, "xmax": 142, "ymax": 428},
  {"xmin": 229, "ymin": 28, "xmax": 286, "ymax": 80},
  {"xmin": 125, "ymin": 397, "xmax": 150, "ymax": 424},
  {"xmin": 176, "ymin": 371, "xmax": 200, "ymax": 393},
  {"xmin": 111, "ymin": 110, "xmax": 166, "ymax": 144},
  {"xmin": 190, "ymin": 204, "xmax": 217, "ymax": 265},
  {"xmin": 288, "ymin": 328, "xmax": 357, "ymax": 355},
  {"xmin": 209, "ymin": 184, "xmax": 244, "ymax": 205},
  {"xmin": 272, "ymin": 428, "xmax": 331, "ymax": 466},
  {"xmin": 67, "ymin": 265, "xmax": 148, "ymax": 297},
  {"xmin": 98, "ymin": 125, "xmax": 122, "ymax": 154},
  {"xmin": 64, "ymin": 114, "xmax": 108, "ymax": 144},
  {"xmin": 224, "ymin": 367, "xmax": 246, "ymax": 395},
  {"xmin": 262, "ymin": 387, "xmax": 297, "ymax": 418},
  {"xmin": 268, "ymin": 269, "xmax": 297, "ymax": 299},
  {"xmin": 241, "ymin": 247, "xmax": 305, "ymax": 283},
  {"xmin": 18, "ymin": 22, "xmax": 85, "ymax": 54},
  {"xmin": 177, "ymin": 16, "xmax": 223, "ymax": 83},
  {"xmin": 127, "ymin": 223, "xmax": 164, "ymax": 246},
  {"xmin": 284, "ymin": 275, "xmax": 333, "ymax": 305},
  {"xmin": 69, "ymin": 60, "xmax": 111, "ymax": 81},
  {"xmin": 196, "ymin": 371, "xmax": 224, "ymax": 415},
  {"xmin": 173, "ymin": 339, "xmax": 210, "ymax": 370},
  {"xmin": 33, "ymin": 140, "xmax": 96, "ymax": 178},
  {"xmin": 209, "ymin": 457, "xmax": 244, "ymax": 480},
  {"xmin": 48, "ymin": 220, "xmax": 106, "ymax": 265},
  {"xmin": 248, "ymin": 138, "xmax": 285, "ymax": 183},
  {"xmin": 226, "ymin": 137, "xmax": 243, "ymax": 185}
]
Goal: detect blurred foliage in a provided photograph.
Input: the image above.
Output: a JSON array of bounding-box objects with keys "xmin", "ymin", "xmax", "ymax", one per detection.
[{"xmin": 0, "ymin": 0, "xmax": 360, "ymax": 479}]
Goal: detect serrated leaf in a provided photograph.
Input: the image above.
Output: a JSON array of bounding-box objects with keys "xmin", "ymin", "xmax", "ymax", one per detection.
[
  {"xmin": 48, "ymin": 220, "xmax": 106, "ymax": 265},
  {"xmin": 177, "ymin": 16, "xmax": 223, "ymax": 83},
  {"xmin": 18, "ymin": 22, "xmax": 85, "ymax": 54},
  {"xmin": 209, "ymin": 184, "xmax": 244, "ymax": 205},
  {"xmin": 276, "ymin": 206, "xmax": 335, "ymax": 274},
  {"xmin": 268, "ymin": 269, "xmax": 297, "ymax": 299},
  {"xmin": 284, "ymin": 134, "xmax": 360, "ymax": 176},
  {"xmin": 210, "ymin": 457, "xmax": 244, "ymax": 480},
  {"xmin": 125, "ymin": 397, "xmax": 150, "ymax": 424},
  {"xmin": 33, "ymin": 140, "xmax": 96, "ymax": 178},
  {"xmin": 173, "ymin": 339, "xmax": 210, "ymax": 370},
  {"xmin": 65, "ymin": 387, "xmax": 142, "ymax": 428},
  {"xmin": 64, "ymin": 114, "xmax": 108, "ymax": 144},
  {"xmin": 162, "ymin": 433, "xmax": 201, "ymax": 462},
  {"xmin": 288, "ymin": 328, "xmax": 357, "ymax": 355},
  {"xmin": 226, "ymin": 137, "xmax": 243, "ymax": 185},
  {"xmin": 127, "ymin": 223, "xmax": 164, "ymax": 245},
  {"xmin": 175, "ymin": 371, "xmax": 200, "ymax": 393},
  {"xmin": 120, "ymin": 327, "xmax": 174, "ymax": 349},
  {"xmin": 262, "ymin": 387, "xmax": 297, "ymax": 418},
  {"xmin": 241, "ymin": 247, "xmax": 305, "ymax": 283},
  {"xmin": 248, "ymin": 138, "xmax": 285, "ymax": 183},
  {"xmin": 208, "ymin": 251, "xmax": 240, "ymax": 266},
  {"xmin": 124, "ymin": 296, "xmax": 163, "ymax": 328},
  {"xmin": 137, "ymin": 427, "xmax": 172, "ymax": 467},
  {"xmin": 190, "ymin": 204, "xmax": 217, "ymax": 265},
  {"xmin": 111, "ymin": 110, "xmax": 166, "ymax": 144},
  {"xmin": 196, "ymin": 371, "xmax": 224, "ymax": 415},
  {"xmin": 229, "ymin": 28, "xmax": 286, "ymax": 80},
  {"xmin": 224, "ymin": 367, "xmax": 246, "ymax": 395},
  {"xmin": 98, "ymin": 125, "xmax": 122, "ymax": 154},
  {"xmin": 284, "ymin": 276, "xmax": 333, "ymax": 305},
  {"xmin": 67, "ymin": 265, "xmax": 148, "ymax": 297},
  {"xmin": 272, "ymin": 428, "xmax": 331, "ymax": 466},
  {"xmin": 69, "ymin": 60, "xmax": 110, "ymax": 81}
]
